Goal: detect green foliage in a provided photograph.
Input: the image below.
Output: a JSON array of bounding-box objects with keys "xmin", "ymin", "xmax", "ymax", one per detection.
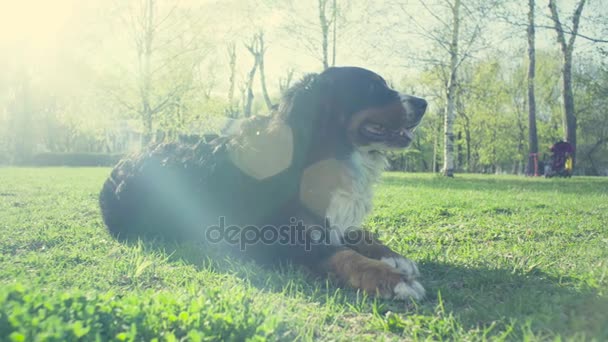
[
  {"xmin": 1, "ymin": 168, "xmax": 607, "ymax": 341},
  {"xmin": 410, "ymin": 50, "xmax": 579, "ymax": 174},
  {"xmin": 156, "ymin": 96, "xmax": 232, "ymax": 140},
  {"xmin": 386, "ymin": 149, "xmax": 428, "ymax": 172},
  {"xmin": 533, "ymin": 51, "xmax": 564, "ymax": 151},
  {"xmin": 0, "ymin": 285, "xmax": 280, "ymax": 341},
  {"xmin": 460, "ymin": 58, "xmax": 518, "ymax": 170},
  {"xmin": 573, "ymin": 58, "xmax": 608, "ymax": 175}
]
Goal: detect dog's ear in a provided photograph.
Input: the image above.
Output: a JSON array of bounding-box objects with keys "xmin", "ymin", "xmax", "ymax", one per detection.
[
  {"xmin": 274, "ymin": 70, "xmax": 359, "ymax": 164},
  {"xmin": 278, "ymin": 72, "xmax": 346, "ymax": 125},
  {"xmin": 277, "ymin": 74, "xmax": 325, "ymax": 142}
]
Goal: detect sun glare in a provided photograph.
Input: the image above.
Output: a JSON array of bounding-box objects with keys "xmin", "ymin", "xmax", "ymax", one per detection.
[{"xmin": 0, "ymin": 0, "xmax": 76, "ymax": 50}]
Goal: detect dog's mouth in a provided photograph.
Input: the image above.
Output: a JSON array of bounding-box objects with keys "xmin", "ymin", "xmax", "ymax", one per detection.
[
  {"xmin": 348, "ymin": 94, "xmax": 427, "ymax": 154},
  {"xmin": 359, "ymin": 122, "xmax": 418, "ymax": 152}
]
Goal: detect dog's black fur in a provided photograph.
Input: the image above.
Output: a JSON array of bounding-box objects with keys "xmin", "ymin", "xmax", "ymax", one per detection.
[{"xmin": 99, "ymin": 67, "xmax": 428, "ymax": 299}]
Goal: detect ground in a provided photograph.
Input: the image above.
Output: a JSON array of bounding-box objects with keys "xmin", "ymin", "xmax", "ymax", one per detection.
[{"xmin": 0, "ymin": 168, "xmax": 607, "ymax": 341}]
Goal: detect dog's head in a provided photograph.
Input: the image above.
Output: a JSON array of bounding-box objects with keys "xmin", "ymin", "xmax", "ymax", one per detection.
[
  {"xmin": 282, "ymin": 67, "xmax": 427, "ymax": 159},
  {"xmin": 321, "ymin": 67, "xmax": 427, "ymax": 151},
  {"xmin": 230, "ymin": 67, "xmax": 427, "ymax": 180}
]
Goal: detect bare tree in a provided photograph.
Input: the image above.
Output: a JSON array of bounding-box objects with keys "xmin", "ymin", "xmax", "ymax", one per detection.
[
  {"xmin": 243, "ymin": 47, "xmax": 258, "ymax": 117},
  {"xmin": 318, "ymin": 0, "xmax": 333, "ymax": 69},
  {"xmin": 526, "ymin": 0, "xmax": 539, "ymax": 176},
  {"xmin": 282, "ymin": 0, "xmax": 342, "ymax": 70},
  {"xmin": 113, "ymin": 0, "xmax": 208, "ymax": 146},
  {"xmin": 256, "ymin": 32, "xmax": 274, "ymax": 111},
  {"xmin": 135, "ymin": 0, "xmax": 156, "ymax": 144},
  {"xmin": 331, "ymin": 0, "xmax": 337, "ymax": 67},
  {"xmin": 279, "ymin": 68, "xmax": 295, "ymax": 94},
  {"xmin": 225, "ymin": 43, "xmax": 241, "ymax": 118},
  {"xmin": 243, "ymin": 35, "xmax": 261, "ymax": 117},
  {"xmin": 547, "ymin": 0, "xmax": 587, "ymax": 169},
  {"xmin": 227, "ymin": 43, "xmax": 237, "ymax": 106},
  {"xmin": 243, "ymin": 32, "xmax": 273, "ymax": 116}
]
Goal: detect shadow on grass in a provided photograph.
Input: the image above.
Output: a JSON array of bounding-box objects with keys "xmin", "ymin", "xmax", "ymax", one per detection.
[
  {"xmin": 414, "ymin": 260, "xmax": 606, "ymax": 338},
  {"xmin": 134, "ymin": 238, "xmax": 607, "ymax": 339},
  {"xmin": 382, "ymin": 173, "xmax": 608, "ymax": 196}
]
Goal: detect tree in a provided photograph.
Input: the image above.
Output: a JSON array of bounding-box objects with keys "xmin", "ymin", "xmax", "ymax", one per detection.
[
  {"xmin": 243, "ymin": 34, "xmax": 261, "ymax": 117},
  {"xmin": 407, "ymin": 68, "xmax": 448, "ymax": 173},
  {"xmin": 255, "ymin": 32, "xmax": 274, "ymax": 111},
  {"xmin": 108, "ymin": 0, "xmax": 209, "ymax": 146},
  {"xmin": 223, "ymin": 43, "xmax": 245, "ymax": 119},
  {"xmin": 278, "ymin": 68, "xmax": 295, "ymax": 94},
  {"xmin": 317, "ymin": 0, "xmax": 337, "ymax": 69},
  {"xmin": 442, "ymin": 0, "xmax": 461, "ymax": 177},
  {"xmin": 459, "ymin": 59, "xmax": 519, "ymax": 173},
  {"xmin": 547, "ymin": 0, "xmax": 587, "ymax": 169},
  {"xmin": 526, "ymin": 0, "xmax": 539, "ymax": 176},
  {"xmin": 242, "ymin": 32, "xmax": 274, "ymax": 117},
  {"xmin": 227, "ymin": 43, "xmax": 238, "ymax": 110},
  {"xmin": 281, "ymin": 0, "xmax": 343, "ymax": 69},
  {"xmin": 573, "ymin": 58, "xmax": 608, "ymax": 175},
  {"xmin": 399, "ymin": 0, "xmax": 501, "ymax": 176}
]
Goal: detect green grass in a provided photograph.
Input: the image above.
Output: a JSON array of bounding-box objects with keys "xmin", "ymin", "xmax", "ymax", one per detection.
[{"xmin": 1, "ymin": 168, "xmax": 607, "ymax": 341}]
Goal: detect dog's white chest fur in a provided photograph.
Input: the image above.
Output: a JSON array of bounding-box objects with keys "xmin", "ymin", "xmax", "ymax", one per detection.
[{"xmin": 325, "ymin": 150, "xmax": 387, "ymax": 244}]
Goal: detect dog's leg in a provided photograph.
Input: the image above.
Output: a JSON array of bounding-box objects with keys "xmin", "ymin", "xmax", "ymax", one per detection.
[
  {"xmin": 265, "ymin": 208, "xmax": 424, "ymax": 300},
  {"xmin": 319, "ymin": 248, "xmax": 425, "ymax": 300},
  {"xmin": 342, "ymin": 228, "xmax": 424, "ymax": 298}
]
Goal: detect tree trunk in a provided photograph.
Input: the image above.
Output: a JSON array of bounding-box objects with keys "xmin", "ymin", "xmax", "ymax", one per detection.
[
  {"xmin": 561, "ymin": 51, "xmax": 577, "ymax": 165},
  {"xmin": 257, "ymin": 33, "xmax": 273, "ymax": 111},
  {"xmin": 331, "ymin": 0, "xmax": 337, "ymax": 67},
  {"xmin": 139, "ymin": 0, "xmax": 155, "ymax": 147},
  {"xmin": 526, "ymin": 0, "xmax": 539, "ymax": 176},
  {"xmin": 227, "ymin": 43, "xmax": 237, "ymax": 106},
  {"xmin": 548, "ymin": 0, "xmax": 587, "ymax": 171},
  {"xmin": 244, "ymin": 62, "xmax": 257, "ymax": 117},
  {"xmin": 279, "ymin": 68, "xmax": 295, "ymax": 94},
  {"xmin": 442, "ymin": 0, "xmax": 460, "ymax": 177},
  {"xmin": 457, "ymin": 95, "xmax": 470, "ymax": 172},
  {"xmin": 586, "ymin": 138, "xmax": 608, "ymax": 176},
  {"xmin": 318, "ymin": 0, "xmax": 330, "ymax": 69},
  {"xmin": 244, "ymin": 36, "xmax": 261, "ymax": 117},
  {"xmin": 432, "ymin": 125, "xmax": 438, "ymax": 173},
  {"xmin": 516, "ymin": 103, "xmax": 526, "ymax": 175}
]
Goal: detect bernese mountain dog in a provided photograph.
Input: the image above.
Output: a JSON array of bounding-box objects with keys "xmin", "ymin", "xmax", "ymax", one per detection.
[{"xmin": 99, "ymin": 66, "xmax": 427, "ymax": 300}]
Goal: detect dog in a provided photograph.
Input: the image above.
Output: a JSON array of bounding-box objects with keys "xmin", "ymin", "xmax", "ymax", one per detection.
[{"xmin": 99, "ymin": 66, "xmax": 427, "ymax": 300}]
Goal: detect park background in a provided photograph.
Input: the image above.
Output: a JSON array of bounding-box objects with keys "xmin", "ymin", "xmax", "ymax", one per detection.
[
  {"xmin": 1, "ymin": 0, "xmax": 607, "ymax": 176},
  {"xmin": 1, "ymin": 1, "xmax": 608, "ymax": 340}
]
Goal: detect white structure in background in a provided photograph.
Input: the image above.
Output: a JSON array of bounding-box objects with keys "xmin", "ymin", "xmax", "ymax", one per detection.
[{"xmin": 105, "ymin": 120, "xmax": 141, "ymax": 153}]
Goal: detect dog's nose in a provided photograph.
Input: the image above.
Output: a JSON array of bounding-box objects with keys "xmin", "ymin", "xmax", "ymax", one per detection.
[
  {"xmin": 400, "ymin": 94, "xmax": 428, "ymax": 116},
  {"xmin": 411, "ymin": 97, "xmax": 427, "ymax": 114}
]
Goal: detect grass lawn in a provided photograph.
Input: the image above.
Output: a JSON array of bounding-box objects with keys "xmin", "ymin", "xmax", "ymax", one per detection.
[{"xmin": 1, "ymin": 167, "xmax": 607, "ymax": 341}]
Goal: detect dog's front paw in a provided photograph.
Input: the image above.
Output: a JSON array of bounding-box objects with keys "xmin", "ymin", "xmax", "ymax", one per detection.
[
  {"xmin": 357, "ymin": 258, "xmax": 425, "ymax": 301},
  {"xmin": 380, "ymin": 256, "xmax": 425, "ymax": 300},
  {"xmin": 381, "ymin": 256, "xmax": 420, "ymax": 278},
  {"xmin": 391, "ymin": 278, "xmax": 425, "ymax": 301},
  {"xmin": 325, "ymin": 250, "xmax": 425, "ymax": 301}
]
